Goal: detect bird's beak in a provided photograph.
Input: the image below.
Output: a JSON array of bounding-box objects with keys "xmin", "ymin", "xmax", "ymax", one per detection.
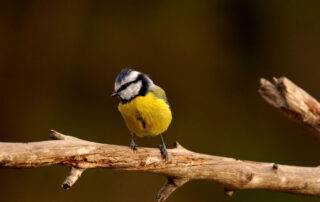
[{"xmin": 111, "ymin": 92, "xmax": 118, "ymax": 97}]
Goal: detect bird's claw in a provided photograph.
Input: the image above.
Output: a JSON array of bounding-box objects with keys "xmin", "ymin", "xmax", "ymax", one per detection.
[
  {"xmin": 130, "ymin": 142, "xmax": 138, "ymax": 152},
  {"xmin": 158, "ymin": 144, "xmax": 168, "ymax": 160}
]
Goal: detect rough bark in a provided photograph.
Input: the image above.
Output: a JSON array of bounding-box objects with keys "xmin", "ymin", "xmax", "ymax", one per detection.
[
  {"xmin": 1, "ymin": 77, "xmax": 320, "ymax": 201},
  {"xmin": 259, "ymin": 77, "xmax": 320, "ymax": 141},
  {"xmin": 1, "ymin": 130, "xmax": 320, "ymax": 201}
]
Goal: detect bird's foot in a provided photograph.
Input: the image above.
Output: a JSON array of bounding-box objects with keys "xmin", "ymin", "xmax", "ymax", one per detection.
[
  {"xmin": 158, "ymin": 144, "xmax": 168, "ymax": 160},
  {"xmin": 130, "ymin": 141, "xmax": 138, "ymax": 152},
  {"xmin": 130, "ymin": 134, "xmax": 138, "ymax": 152}
]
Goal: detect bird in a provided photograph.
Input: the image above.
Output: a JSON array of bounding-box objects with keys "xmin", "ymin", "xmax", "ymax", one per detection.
[{"xmin": 112, "ymin": 69, "xmax": 172, "ymax": 159}]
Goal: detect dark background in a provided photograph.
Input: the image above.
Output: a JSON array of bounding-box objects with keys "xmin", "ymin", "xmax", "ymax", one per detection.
[{"xmin": 1, "ymin": 1, "xmax": 320, "ymax": 201}]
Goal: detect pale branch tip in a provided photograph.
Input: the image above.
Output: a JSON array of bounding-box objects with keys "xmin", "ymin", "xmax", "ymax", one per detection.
[
  {"xmin": 156, "ymin": 178, "xmax": 189, "ymax": 202},
  {"xmin": 258, "ymin": 78, "xmax": 286, "ymax": 108},
  {"xmin": 173, "ymin": 141, "xmax": 186, "ymax": 150},
  {"xmin": 259, "ymin": 76, "xmax": 320, "ymax": 141},
  {"xmin": 50, "ymin": 129, "xmax": 64, "ymax": 140},
  {"xmin": 62, "ymin": 167, "xmax": 86, "ymax": 190},
  {"xmin": 50, "ymin": 129, "xmax": 82, "ymax": 141},
  {"xmin": 224, "ymin": 188, "xmax": 235, "ymax": 196}
]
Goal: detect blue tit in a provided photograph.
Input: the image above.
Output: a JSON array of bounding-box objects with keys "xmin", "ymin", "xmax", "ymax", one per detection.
[{"xmin": 112, "ymin": 69, "xmax": 172, "ymax": 159}]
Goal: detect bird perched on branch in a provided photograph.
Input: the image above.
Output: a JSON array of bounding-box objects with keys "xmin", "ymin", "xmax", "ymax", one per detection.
[{"xmin": 112, "ymin": 69, "xmax": 172, "ymax": 159}]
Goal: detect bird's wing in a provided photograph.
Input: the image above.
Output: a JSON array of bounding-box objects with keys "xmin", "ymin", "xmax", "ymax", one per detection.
[{"xmin": 152, "ymin": 85, "xmax": 169, "ymax": 105}]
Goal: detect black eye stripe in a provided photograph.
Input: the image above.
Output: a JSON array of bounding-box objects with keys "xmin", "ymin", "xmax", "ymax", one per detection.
[
  {"xmin": 118, "ymin": 73, "xmax": 150, "ymax": 104},
  {"xmin": 117, "ymin": 78, "xmax": 141, "ymax": 93}
]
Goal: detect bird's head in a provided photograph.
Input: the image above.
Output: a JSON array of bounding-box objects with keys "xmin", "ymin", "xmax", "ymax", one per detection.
[{"xmin": 112, "ymin": 69, "xmax": 154, "ymax": 103}]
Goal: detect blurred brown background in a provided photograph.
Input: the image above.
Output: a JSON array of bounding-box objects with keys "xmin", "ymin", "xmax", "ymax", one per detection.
[{"xmin": 1, "ymin": 0, "xmax": 320, "ymax": 201}]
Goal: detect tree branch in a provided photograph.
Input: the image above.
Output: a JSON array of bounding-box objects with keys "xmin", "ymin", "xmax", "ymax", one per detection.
[
  {"xmin": 259, "ymin": 77, "xmax": 320, "ymax": 141},
  {"xmin": 1, "ymin": 130, "xmax": 320, "ymax": 201},
  {"xmin": 62, "ymin": 167, "xmax": 86, "ymax": 189},
  {"xmin": 1, "ymin": 77, "xmax": 320, "ymax": 201},
  {"xmin": 156, "ymin": 177, "xmax": 189, "ymax": 201}
]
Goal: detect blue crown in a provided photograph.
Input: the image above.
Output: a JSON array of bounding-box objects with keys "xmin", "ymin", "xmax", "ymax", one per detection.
[{"xmin": 115, "ymin": 69, "xmax": 132, "ymax": 84}]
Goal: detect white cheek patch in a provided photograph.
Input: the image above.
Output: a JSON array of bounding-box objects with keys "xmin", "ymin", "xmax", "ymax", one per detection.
[
  {"xmin": 115, "ymin": 71, "xmax": 140, "ymax": 92},
  {"xmin": 118, "ymin": 80, "xmax": 142, "ymax": 101}
]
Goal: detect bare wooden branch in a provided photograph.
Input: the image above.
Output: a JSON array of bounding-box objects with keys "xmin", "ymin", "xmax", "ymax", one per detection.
[
  {"xmin": 156, "ymin": 177, "xmax": 189, "ymax": 201},
  {"xmin": 224, "ymin": 187, "xmax": 235, "ymax": 196},
  {"xmin": 1, "ymin": 130, "xmax": 320, "ymax": 201},
  {"xmin": 259, "ymin": 77, "xmax": 320, "ymax": 141},
  {"xmin": 50, "ymin": 129, "xmax": 81, "ymax": 141},
  {"xmin": 62, "ymin": 167, "xmax": 86, "ymax": 189}
]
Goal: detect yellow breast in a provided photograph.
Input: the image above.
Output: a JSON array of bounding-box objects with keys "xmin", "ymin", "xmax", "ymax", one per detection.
[{"xmin": 118, "ymin": 92, "xmax": 172, "ymax": 138}]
